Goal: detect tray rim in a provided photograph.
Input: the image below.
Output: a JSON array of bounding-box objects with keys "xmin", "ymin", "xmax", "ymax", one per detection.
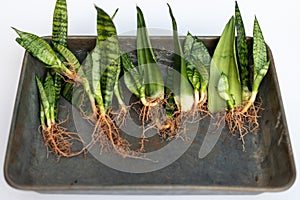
[{"xmin": 4, "ymin": 35, "xmax": 296, "ymax": 194}]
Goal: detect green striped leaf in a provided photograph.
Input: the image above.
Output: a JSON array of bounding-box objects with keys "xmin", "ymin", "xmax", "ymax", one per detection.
[
  {"xmin": 184, "ymin": 33, "xmax": 210, "ymax": 96},
  {"xmin": 36, "ymin": 76, "xmax": 52, "ymax": 127},
  {"xmin": 40, "ymin": 103, "xmax": 46, "ymax": 127},
  {"xmin": 235, "ymin": 1, "xmax": 250, "ymax": 93},
  {"xmin": 168, "ymin": 4, "xmax": 194, "ymax": 112},
  {"xmin": 93, "ymin": 5, "xmax": 120, "ymax": 111},
  {"xmin": 44, "ymin": 72, "xmax": 56, "ymax": 122},
  {"xmin": 121, "ymin": 52, "xmax": 144, "ymax": 98},
  {"xmin": 90, "ymin": 43, "xmax": 104, "ymax": 109},
  {"xmin": 52, "ymin": 0, "xmax": 68, "ymax": 46},
  {"xmin": 113, "ymin": 60, "xmax": 125, "ymax": 107},
  {"xmin": 52, "ymin": 42, "xmax": 80, "ymax": 71},
  {"xmin": 51, "ymin": 0, "xmax": 68, "ymax": 120},
  {"xmin": 186, "ymin": 66, "xmax": 201, "ymax": 92},
  {"xmin": 101, "ymin": 64, "xmax": 119, "ymax": 110},
  {"xmin": 136, "ymin": 6, "xmax": 164, "ymax": 101},
  {"xmin": 252, "ymin": 16, "xmax": 270, "ymax": 92},
  {"xmin": 53, "ymin": 71, "xmax": 62, "ymax": 118},
  {"xmin": 82, "ymin": 52, "xmax": 93, "ymax": 91},
  {"xmin": 13, "ymin": 28, "xmax": 61, "ymax": 67}
]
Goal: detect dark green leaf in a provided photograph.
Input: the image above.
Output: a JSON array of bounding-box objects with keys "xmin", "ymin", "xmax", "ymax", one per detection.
[
  {"xmin": 252, "ymin": 16, "xmax": 269, "ymax": 92},
  {"xmin": 95, "ymin": 5, "xmax": 120, "ymax": 111},
  {"xmin": 121, "ymin": 52, "xmax": 144, "ymax": 98},
  {"xmin": 235, "ymin": 1, "xmax": 250, "ymax": 91},
  {"xmin": 136, "ymin": 6, "xmax": 164, "ymax": 101},
  {"xmin": 167, "ymin": 4, "xmax": 194, "ymax": 112},
  {"xmin": 36, "ymin": 75, "xmax": 51, "ymax": 126},
  {"xmin": 52, "ymin": 0, "xmax": 68, "ymax": 46},
  {"xmin": 13, "ymin": 28, "xmax": 61, "ymax": 67},
  {"xmin": 44, "ymin": 72, "xmax": 56, "ymax": 122},
  {"xmin": 184, "ymin": 33, "xmax": 210, "ymax": 97}
]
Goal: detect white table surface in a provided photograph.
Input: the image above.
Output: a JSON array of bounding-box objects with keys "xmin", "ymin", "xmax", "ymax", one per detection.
[{"xmin": 0, "ymin": 0, "xmax": 299, "ymax": 199}]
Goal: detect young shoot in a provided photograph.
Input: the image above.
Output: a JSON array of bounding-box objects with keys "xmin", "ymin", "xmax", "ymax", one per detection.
[
  {"xmin": 184, "ymin": 33, "xmax": 211, "ymax": 108},
  {"xmin": 36, "ymin": 74, "xmax": 85, "ymax": 158}
]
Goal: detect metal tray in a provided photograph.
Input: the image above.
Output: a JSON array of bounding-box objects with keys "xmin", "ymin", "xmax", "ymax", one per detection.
[{"xmin": 4, "ymin": 36, "xmax": 296, "ymax": 194}]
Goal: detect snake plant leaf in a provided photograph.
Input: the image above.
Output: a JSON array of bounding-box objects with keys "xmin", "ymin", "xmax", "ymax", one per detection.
[
  {"xmin": 235, "ymin": 1, "xmax": 250, "ymax": 94},
  {"xmin": 184, "ymin": 32, "xmax": 211, "ymax": 102},
  {"xmin": 95, "ymin": 5, "xmax": 120, "ymax": 111},
  {"xmin": 218, "ymin": 73, "xmax": 234, "ymax": 110},
  {"xmin": 52, "ymin": 42, "xmax": 80, "ymax": 71},
  {"xmin": 111, "ymin": 8, "xmax": 119, "ymax": 19},
  {"xmin": 53, "ymin": 74, "xmax": 61, "ymax": 119},
  {"xmin": 36, "ymin": 76, "xmax": 51, "ymax": 127},
  {"xmin": 184, "ymin": 33, "xmax": 210, "ymax": 86},
  {"xmin": 136, "ymin": 6, "xmax": 164, "ymax": 101},
  {"xmin": 52, "ymin": 0, "xmax": 68, "ymax": 47},
  {"xmin": 109, "ymin": 8, "xmax": 126, "ymax": 108},
  {"xmin": 121, "ymin": 52, "xmax": 144, "ymax": 98},
  {"xmin": 13, "ymin": 28, "xmax": 61, "ymax": 67},
  {"xmin": 208, "ymin": 17, "xmax": 242, "ymax": 113},
  {"xmin": 52, "ymin": 0, "xmax": 68, "ymax": 119},
  {"xmin": 167, "ymin": 4, "xmax": 194, "ymax": 112},
  {"xmin": 252, "ymin": 16, "xmax": 270, "ymax": 92},
  {"xmin": 218, "ymin": 73, "xmax": 230, "ymax": 101},
  {"xmin": 90, "ymin": 40, "xmax": 104, "ymax": 108},
  {"xmin": 13, "ymin": 28, "xmax": 74, "ymax": 78},
  {"xmin": 82, "ymin": 52, "xmax": 93, "ymax": 92},
  {"xmin": 186, "ymin": 66, "xmax": 201, "ymax": 94},
  {"xmin": 113, "ymin": 56, "xmax": 125, "ymax": 108},
  {"xmin": 40, "ymin": 103, "xmax": 46, "ymax": 128},
  {"xmin": 44, "ymin": 72, "xmax": 56, "ymax": 122}
]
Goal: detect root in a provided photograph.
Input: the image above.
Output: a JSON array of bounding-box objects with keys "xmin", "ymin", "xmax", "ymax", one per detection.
[
  {"xmin": 64, "ymin": 62, "xmax": 78, "ymax": 81},
  {"xmin": 158, "ymin": 96, "xmax": 211, "ymax": 141},
  {"xmin": 91, "ymin": 112, "xmax": 142, "ymax": 159},
  {"xmin": 139, "ymin": 104, "xmax": 156, "ymax": 152},
  {"xmin": 192, "ymin": 97, "xmax": 211, "ymax": 122},
  {"xmin": 225, "ymin": 100, "xmax": 262, "ymax": 151},
  {"xmin": 158, "ymin": 111, "xmax": 181, "ymax": 141},
  {"xmin": 76, "ymin": 88, "xmax": 98, "ymax": 121},
  {"xmin": 139, "ymin": 98, "xmax": 163, "ymax": 123},
  {"xmin": 110, "ymin": 105, "xmax": 129, "ymax": 128},
  {"xmin": 41, "ymin": 124, "xmax": 85, "ymax": 159},
  {"xmin": 57, "ymin": 71, "xmax": 76, "ymax": 85},
  {"xmin": 138, "ymin": 98, "xmax": 164, "ymax": 152}
]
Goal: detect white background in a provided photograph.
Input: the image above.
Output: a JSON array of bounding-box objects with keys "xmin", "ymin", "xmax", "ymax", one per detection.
[{"xmin": 0, "ymin": 0, "xmax": 299, "ymax": 199}]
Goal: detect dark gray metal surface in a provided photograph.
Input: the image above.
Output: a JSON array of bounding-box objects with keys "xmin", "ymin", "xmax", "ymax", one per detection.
[{"xmin": 4, "ymin": 36, "xmax": 296, "ymax": 194}]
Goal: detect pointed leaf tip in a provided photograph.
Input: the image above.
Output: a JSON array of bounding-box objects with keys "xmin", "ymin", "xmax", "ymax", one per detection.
[
  {"xmin": 167, "ymin": 4, "xmax": 175, "ymax": 21},
  {"xmin": 12, "ymin": 27, "xmax": 21, "ymax": 35}
]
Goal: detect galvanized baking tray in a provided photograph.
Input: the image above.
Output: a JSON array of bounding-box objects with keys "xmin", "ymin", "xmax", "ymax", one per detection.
[{"xmin": 4, "ymin": 36, "xmax": 296, "ymax": 194}]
